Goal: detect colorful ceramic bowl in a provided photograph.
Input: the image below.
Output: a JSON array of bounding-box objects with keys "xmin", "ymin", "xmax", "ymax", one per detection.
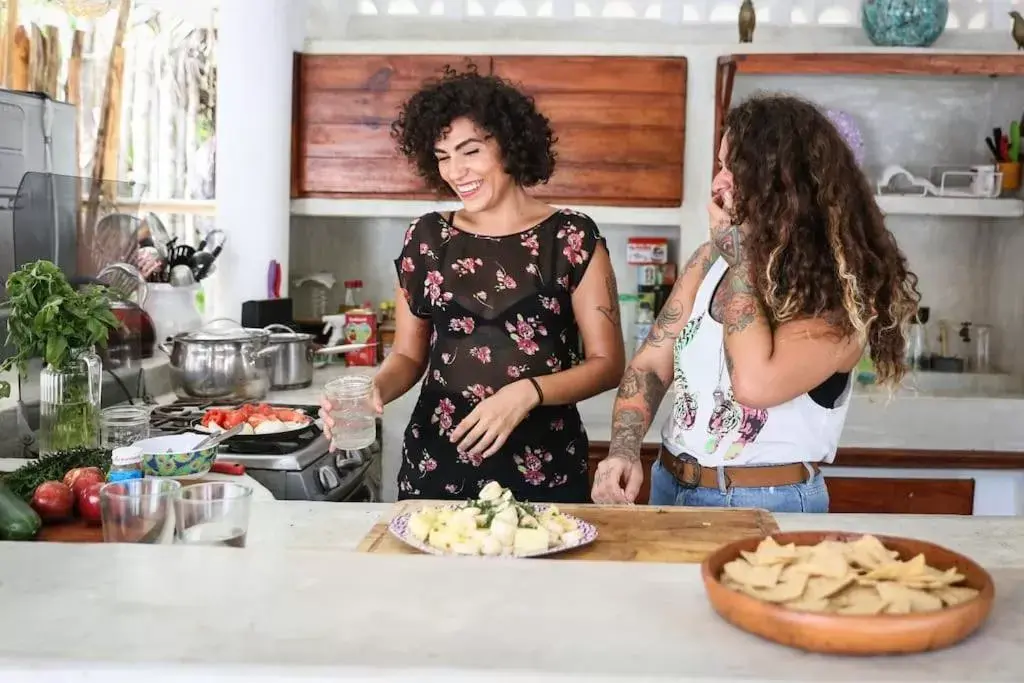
[{"xmin": 133, "ymin": 433, "xmax": 218, "ymax": 479}]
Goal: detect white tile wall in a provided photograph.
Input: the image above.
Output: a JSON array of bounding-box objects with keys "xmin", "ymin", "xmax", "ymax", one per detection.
[{"xmin": 289, "ymin": 216, "xmax": 678, "ymax": 318}]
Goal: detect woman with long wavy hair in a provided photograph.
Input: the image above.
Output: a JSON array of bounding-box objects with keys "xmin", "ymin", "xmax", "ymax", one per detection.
[{"xmin": 593, "ymin": 93, "xmax": 920, "ymax": 512}]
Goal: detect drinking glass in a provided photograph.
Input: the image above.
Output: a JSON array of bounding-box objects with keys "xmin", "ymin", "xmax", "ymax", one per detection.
[
  {"xmin": 173, "ymin": 482, "xmax": 253, "ymax": 548},
  {"xmin": 324, "ymin": 374, "xmax": 375, "ymax": 450},
  {"xmin": 100, "ymin": 478, "xmax": 181, "ymax": 544}
]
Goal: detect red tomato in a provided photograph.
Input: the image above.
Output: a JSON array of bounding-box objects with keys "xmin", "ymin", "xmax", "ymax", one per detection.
[
  {"xmin": 253, "ymin": 403, "xmax": 275, "ymax": 417},
  {"xmin": 63, "ymin": 466, "xmax": 102, "ymax": 491},
  {"xmin": 275, "ymin": 408, "xmax": 307, "ymax": 423},
  {"xmin": 69, "ymin": 468, "xmax": 104, "ymax": 500},
  {"xmin": 31, "ymin": 481, "xmax": 74, "ymax": 522},
  {"xmin": 247, "ymin": 414, "xmax": 272, "ymax": 427},
  {"xmin": 222, "ymin": 410, "xmax": 247, "ymax": 429},
  {"xmin": 200, "ymin": 410, "xmax": 222, "ymax": 428},
  {"xmin": 76, "ymin": 481, "xmax": 103, "ymax": 525}
]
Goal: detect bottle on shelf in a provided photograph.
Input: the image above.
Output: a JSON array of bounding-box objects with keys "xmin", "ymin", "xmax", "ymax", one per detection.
[{"xmin": 339, "ymin": 279, "xmax": 363, "ymax": 314}]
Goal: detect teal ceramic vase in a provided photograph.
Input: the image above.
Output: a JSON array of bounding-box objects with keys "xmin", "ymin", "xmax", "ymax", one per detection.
[{"xmin": 861, "ymin": 0, "xmax": 949, "ymax": 47}]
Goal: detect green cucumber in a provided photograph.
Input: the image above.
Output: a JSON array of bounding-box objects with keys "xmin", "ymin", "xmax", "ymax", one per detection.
[{"xmin": 0, "ymin": 479, "xmax": 42, "ymax": 541}]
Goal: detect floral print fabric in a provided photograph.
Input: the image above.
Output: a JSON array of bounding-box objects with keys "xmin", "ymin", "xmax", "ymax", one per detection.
[{"xmin": 393, "ymin": 209, "xmax": 604, "ymax": 503}]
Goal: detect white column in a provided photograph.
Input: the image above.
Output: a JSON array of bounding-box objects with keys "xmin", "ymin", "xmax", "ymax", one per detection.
[{"xmin": 213, "ymin": 0, "xmax": 306, "ymax": 322}]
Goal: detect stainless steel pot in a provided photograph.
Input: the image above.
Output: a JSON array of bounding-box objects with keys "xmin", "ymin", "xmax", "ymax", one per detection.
[
  {"xmin": 162, "ymin": 321, "xmax": 279, "ymax": 401},
  {"xmin": 265, "ymin": 324, "xmax": 318, "ymax": 390}
]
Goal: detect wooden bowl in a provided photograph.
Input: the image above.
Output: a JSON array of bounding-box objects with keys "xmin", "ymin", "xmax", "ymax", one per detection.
[{"xmin": 700, "ymin": 531, "xmax": 995, "ymax": 655}]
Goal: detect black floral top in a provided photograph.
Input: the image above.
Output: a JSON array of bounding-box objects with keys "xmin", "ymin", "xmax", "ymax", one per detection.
[{"xmin": 393, "ymin": 209, "xmax": 604, "ymax": 503}]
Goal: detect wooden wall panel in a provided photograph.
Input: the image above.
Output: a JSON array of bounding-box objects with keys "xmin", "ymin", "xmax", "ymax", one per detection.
[
  {"xmin": 303, "ymin": 158, "xmax": 424, "ymax": 196},
  {"xmin": 826, "ymin": 477, "xmax": 975, "ymax": 516},
  {"xmin": 295, "ymin": 55, "xmax": 486, "ymax": 198},
  {"xmin": 294, "ymin": 54, "xmax": 687, "ymax": 204},
  {"xmin": 305, "ymin": 121, "xmax": 684, "ymax": 166},
  {"xmin": 491, "ymin": 55, "xmax": 686, "ymax": 206},
  {"xmin": 302, "ymin": 54, "xmax": 485, "ymax": 92},
  {"xmin": 491, "ymin": 55, "xmax": 686, "ymax": 93}
]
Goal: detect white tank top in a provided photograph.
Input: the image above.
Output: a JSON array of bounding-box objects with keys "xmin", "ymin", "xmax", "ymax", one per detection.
[{"xmin": 660, "ymin": 257, "xmax": 852, "ymax": 466}]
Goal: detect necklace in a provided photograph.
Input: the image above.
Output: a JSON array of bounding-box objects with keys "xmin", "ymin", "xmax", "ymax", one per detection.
[{"xmin": 713, "ymin": 344, "xmax": 727, "ymax": 408}]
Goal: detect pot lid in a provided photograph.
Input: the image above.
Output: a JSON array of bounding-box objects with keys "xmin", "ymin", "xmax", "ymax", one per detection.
[
  {"xmin": 269, "ymin": 331, "xmax": 314, "ymax": 342},
  {"xmin": 175, "ymin": 327, "xmax": 270, "ymax": 343}
]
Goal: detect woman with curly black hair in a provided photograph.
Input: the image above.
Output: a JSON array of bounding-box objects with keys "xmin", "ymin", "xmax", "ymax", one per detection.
[
  {"xmin": 593, "ymin": 94, "xmax": 920, "ymax": 511},
  {"xmin": 322, "ymin": 67, "xmax": 625, "ymax": 503}
]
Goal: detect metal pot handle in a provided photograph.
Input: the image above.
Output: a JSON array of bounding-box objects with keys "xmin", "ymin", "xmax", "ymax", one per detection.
[
  {"xmin": 158, "ymin": 341, "xmax": 173, "ymax": 355},
  {"xmin": 253, "ymin": 344, "xmax": 281, "ymax": 361},
  {"xmin": 264, "ymin": 323, "xmax": 295, "ymax": 334}
]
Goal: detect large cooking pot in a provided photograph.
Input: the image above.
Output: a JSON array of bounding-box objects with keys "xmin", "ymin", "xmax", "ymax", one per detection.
[
  {"xmin": 162, "ymin": 320, "xmax": 279, "ymax": 401},
  {"xmin": 265, "ymin": 324, "xmax": 320, "ymax": 390}
]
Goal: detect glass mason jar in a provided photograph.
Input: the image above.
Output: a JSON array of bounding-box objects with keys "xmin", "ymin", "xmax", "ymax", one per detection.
[
  {"xmin": 100, "ymin": 404, "xmax": 151, "ymax": 449},
  {"xmin": 38, "ymin": 348, "xmax": 102, "ymax": 455}
]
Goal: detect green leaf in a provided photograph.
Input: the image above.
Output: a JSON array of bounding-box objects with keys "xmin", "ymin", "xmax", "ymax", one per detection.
[
  {"xmin": 45, "ymin": 335, "xmax": 68, "ymax": 368},
  {"xmin": 0, "ymin": 260, "xmax": 120, "ymax": 371}
]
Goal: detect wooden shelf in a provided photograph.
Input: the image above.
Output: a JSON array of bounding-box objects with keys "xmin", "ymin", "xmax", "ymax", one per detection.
[
  {"xmin": 290, "ymin": 199, "xmax": 682, "ymax": 227},
  {"xmin": 719, "ymin": 53, "xmax": 1024, "ymax": 77},
  {"xmin": 712, "ymin": 52, "xmax": 1024, "ymax": 178},
  {"xmin": 876, "ymin": 195, "xmax": 1024, "ymax": 218}
]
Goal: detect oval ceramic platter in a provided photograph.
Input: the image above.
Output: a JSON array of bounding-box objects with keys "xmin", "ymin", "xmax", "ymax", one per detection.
[{"xmin": 387, "ymin": 502, "xmax": 598, "ymax": 559}]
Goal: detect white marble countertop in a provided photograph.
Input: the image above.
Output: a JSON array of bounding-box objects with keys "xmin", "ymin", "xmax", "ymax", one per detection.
[{"xmin": 1, "ymin": 502, "xmax": 1023, "ymax": 682}]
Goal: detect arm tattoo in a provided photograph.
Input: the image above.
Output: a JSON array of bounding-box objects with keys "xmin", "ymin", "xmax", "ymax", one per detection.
[
  {"xmin": 713, "ymin": 265, "xmax": 762, "ymax": 335},
  {"xmin": 715, "ymin": 226, "xmax": 747, "ymax": 267},
  {"xmin": 596, "ymin": 273, "xmax": 621, "ymax": 327},
  {"xmin": 655, "ymin": 299, "xmax": 683, "ymax": 329},
  {"xmin": 608, "ymin": 408, "xmax": 646, "ymax": 462},
  {"xmin": 638, "ymin": 244, "xmax": 715, "ymax": 351},
  {"xmin": 617, "ymin": 367, "xmax": 668, "ymax": 408},
  {"xmin": 638, "ymin": 324, "xmax": 674, "ymax": 351},
  {"xmin": 682, "ymin": 243, "xmax": 717, "ymax": 279},
  {"xmin": 618, "ymin": 366, "xmax": 642, "ymax": 398}
]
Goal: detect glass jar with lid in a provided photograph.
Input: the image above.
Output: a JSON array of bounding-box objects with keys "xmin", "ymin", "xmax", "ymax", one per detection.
[{"xmin": 101, "ymin": 404, "xmax": 151, "ymax": 449}]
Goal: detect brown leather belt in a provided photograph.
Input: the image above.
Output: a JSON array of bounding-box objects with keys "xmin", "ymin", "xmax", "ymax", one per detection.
[{"xmin": 658, "ymin": 448, "xmax": 818, "ymax": 489}]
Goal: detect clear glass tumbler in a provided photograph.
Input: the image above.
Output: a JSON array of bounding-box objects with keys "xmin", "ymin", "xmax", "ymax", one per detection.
[
  {"xmin": 99, "ymin": 478, "xmax": 181, "ymax": 544},
  {"xmin": 324, "ymin": 374, "xmax": 375, "ymax": 450},
  {"xmin": 174, "ymin": 482, "xmax": 253, "ymax": 548},
  {"xmin": 100, "ymin": 404, "xmax": 151, "ymax": 448}
]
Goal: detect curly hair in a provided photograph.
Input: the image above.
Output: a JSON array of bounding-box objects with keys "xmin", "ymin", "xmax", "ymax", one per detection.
[
  {"xmin": 724, "ymin": 94, "xmax": 921, "ymax": 387},
  {"xmin": 390, "ymin": 65, "xmax": 557, "ymax": 196}
]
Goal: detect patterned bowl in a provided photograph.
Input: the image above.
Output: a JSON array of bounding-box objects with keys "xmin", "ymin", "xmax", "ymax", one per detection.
[{"xmin": 133, "ymin": 433, "xmax": 218, "ymax": 479}]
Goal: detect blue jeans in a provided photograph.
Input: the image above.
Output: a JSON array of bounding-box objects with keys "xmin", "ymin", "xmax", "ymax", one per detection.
[{"xmin": 648, "ymin": 459, "xmax": 830, "ymax": 513}]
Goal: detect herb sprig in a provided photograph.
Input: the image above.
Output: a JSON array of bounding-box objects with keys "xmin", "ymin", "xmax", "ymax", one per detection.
[{"xmin": 0, "ymin": 261, "xmax": 119, "ymax": 398}]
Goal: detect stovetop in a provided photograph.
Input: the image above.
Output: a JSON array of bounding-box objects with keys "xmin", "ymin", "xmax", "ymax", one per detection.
[
  {"xmin": 150, "ymin": 400, "xmax": 334, "ymax": 471},
  {"xmin": 149, "ymin": 399, "xmax": 382, "ymax": 502}
]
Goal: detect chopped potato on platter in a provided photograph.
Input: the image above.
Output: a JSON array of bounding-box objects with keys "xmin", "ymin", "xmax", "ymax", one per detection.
[
  {"xmin": 406, "ymin": 481, "xmax": 583, "ymax": 556},
  {"xmin": 720, "ymin": 535, "xmax": 981, "ymax": 615}
]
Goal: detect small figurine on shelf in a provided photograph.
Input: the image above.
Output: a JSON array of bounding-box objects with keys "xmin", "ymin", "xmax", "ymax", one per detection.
[
  {"xmin": 1011, "ymin": 11, "xmax": 1024, "ymax": 50},
  {"xmin": 739, "ymin": 0, "xmax": 756, "ymax": 43}
]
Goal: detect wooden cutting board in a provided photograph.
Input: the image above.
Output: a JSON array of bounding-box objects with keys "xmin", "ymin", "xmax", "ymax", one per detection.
[
  {"xmin": 357, "ymin": 501, "xmax": 780, "ymax": 564},
  {"xmin": 37, "ymin": 519, "xmax": 103, "ymax": 543}
]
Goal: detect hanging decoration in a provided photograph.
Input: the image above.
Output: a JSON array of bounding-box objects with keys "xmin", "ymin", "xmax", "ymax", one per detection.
[{"xmin": 51, "ymin": 0, "xmax": 115, "ymax": 19}]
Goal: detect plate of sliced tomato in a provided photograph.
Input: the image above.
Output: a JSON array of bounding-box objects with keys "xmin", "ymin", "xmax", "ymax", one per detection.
[{"xmin": 194, "ymin": 403, "xmax": 317, "ymax": 441}]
